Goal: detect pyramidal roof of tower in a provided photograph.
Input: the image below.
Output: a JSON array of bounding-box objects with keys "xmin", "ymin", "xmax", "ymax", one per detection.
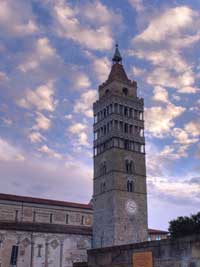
[{"xmin": 105, "ymin": 44, "xmax": 131, "ymax": 85}]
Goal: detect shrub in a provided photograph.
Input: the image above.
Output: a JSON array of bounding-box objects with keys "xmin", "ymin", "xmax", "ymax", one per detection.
[{"xmin": 168, "ymin": 212, "xmax": 200, "ymax": 238}]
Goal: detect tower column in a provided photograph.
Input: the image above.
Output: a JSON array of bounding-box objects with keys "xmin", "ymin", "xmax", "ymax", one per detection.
[{"xmin": 93, "ymin": 45, "xmax": 148, "ymax": 248}]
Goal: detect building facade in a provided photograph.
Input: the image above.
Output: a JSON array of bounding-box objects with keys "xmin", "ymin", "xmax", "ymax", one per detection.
[
  {"xmin": 92, "ymin": 45, "xmax": 148, "ymax": 248},
  {"xmin": 0, "ymin": 193, "xmax": 167, "ymax": 267},
  {"xmin": 0, "ymin": 193, "xmax": 92, "ymax": 267}
]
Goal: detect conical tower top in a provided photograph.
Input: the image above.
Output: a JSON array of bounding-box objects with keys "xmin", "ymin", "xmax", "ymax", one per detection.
[{"xmin": 112, "ymin": 44, "xmax": 122, "ymax": 63}]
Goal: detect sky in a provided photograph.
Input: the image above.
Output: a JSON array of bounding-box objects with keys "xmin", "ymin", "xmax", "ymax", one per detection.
[{"xmin": 0, "ymin": 0, "xmax": 199, "ymax": 231}]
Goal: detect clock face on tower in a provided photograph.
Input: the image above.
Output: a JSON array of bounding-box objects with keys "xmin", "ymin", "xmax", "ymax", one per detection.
[{"xmin": 126, "ymin": 199, "xmax": 137, "ymax": 215}]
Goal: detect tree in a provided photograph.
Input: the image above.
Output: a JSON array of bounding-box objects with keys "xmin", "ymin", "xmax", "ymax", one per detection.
[{"xmin": 168, "ymin": 212, "xmax": 200, "ymax": 238}]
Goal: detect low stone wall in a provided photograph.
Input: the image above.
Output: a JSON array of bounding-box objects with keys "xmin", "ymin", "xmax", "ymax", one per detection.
[{"xmin": 87, "ymin": 235, "xmax": 200, "ymax": 267}]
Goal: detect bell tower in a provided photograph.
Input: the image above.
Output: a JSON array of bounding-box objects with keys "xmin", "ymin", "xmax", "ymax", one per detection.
[{"xmin": 92, "ymin": 45, "xmax": 148, "ymax": 248}]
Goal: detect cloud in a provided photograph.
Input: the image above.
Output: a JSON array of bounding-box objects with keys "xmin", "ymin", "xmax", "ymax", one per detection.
[
  {"xmin": 33, "ymin": 112, "xmax": 51, "ymax": 131},
  {"xmin": 1, "ymin": 117, "xmax": 12, "ymax": 126},
  {"xmin": 132, "ymin": 66, "xmax": 146, "ymax": 77},
  {"xmin": 92, "ymin": 56, "xmax": 111, "ymax": 83},
  {"xmin": 172, "ymin": 128, "xmax": 198, "ymax": 145},
  {"xmin": 18, "ymin": 38, "xmax": 57, "ymax": 72},
  {"xmin": 189, "ymin": 99, "xmax": 200, "ymax": 113},
  {"xmin": 17, "ymin": 81, "xmax": 56, "ymax": 112},
  {"xmin": 172, "ymin": 94, "xmax": 181, "ymax": 101},
  {"xmin": 52, "ymin": 0, "xmax": 114, "ymax": 51},
  {"xmin": 85, "ymin": 51, "xmax": 111, "ymax": 83},
  {"xmin": 0, "ymin": 137, "xmax": 24, "ymax": 162},
  {"xmin": 72, "ymin": 73, "xmax": 91, "ymax": 90},
  {"xmin": 81, "ymin": 1, "xmax": 122, "ymax": 26},
  {"xmin": 134, "ymin": 6, "xmax": 196, "ymax": 43},
  {"xmin": 188, "ymin": 177, "xmax": 200, "ymax": 185},
  {"xmin": 152, "ymin": 86, "xmax": 169, "ymax": 103},
  {"xmin": 131, "ymin": 50, "xmax": 188, "ymax": 73},
  {"xmin": 184, "ymin": 121, "xmax": 200, "ymax": 137},
  {"xmin": 130, "ymin": 6, "xmax": 200, "ymax": 94},
  {"xmin": 38, "ymin": 145, "xmax": 62, "ymax": 159},
  {"xmin": 146, "ymin": 67, "xmax": 197, "ymax": 93},
  {"xmin": 74, "ymin": 90, "xmax": 97, "ymax": 118},
  {"xmin": 28, "ymin": 132, "xmax": 46, "ymax": 143},
  {"xmin": 68, "ymin": 122, "xmax": 87, "ymax": 134},
  {"xmin": 148, "ymin": 176, "xmax": 200, "ymax": 205},
  {"xmin": 0, "ymin": 155, "xmax": 92, "ymax": 203},
  {"xmin": 0, "ymin": 0, "xmax": 38, "ymax": 36},
  {"xmin": 145, "ymin": 103, "xmax": 185, "ymax": 137},
  {"xmin": 68, "ymin": 122, "xmax": 89, "ymax": 147},
  {"xmin": 0, "ymin": 71, "xmax": 8, "ymax": 81},
  {"xmin": 146, "ymin": 142, "xmax": 189, "ymax": 178},
  {"xmin": 128, "ymin": 0, "xmax": 144, "ymax": 12},
  {"xmin": 64, "ymin": 114, "xmax": 73, "ymax": 120}
]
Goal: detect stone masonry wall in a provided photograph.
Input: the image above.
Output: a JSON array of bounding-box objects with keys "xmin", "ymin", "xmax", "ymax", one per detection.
[
  {"xmin": 0, "ymin": 230, "xmax": 91, "ymax": 267},
  {"xmin": 88, "ymin": 235, "xmax": 200, "ymax": 267},
  {"xmin": 0, "ymin": 202, "xmax": 92, "ymax": 227}
]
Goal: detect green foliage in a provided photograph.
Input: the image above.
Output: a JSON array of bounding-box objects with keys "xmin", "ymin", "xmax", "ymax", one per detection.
[{"xmin": 168, "ymin": 212, "xmax": 200, "ymax": 238}]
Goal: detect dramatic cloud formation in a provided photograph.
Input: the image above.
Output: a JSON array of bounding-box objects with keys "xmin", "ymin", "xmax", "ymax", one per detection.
[
  {"xmin": 134, "ymin": 6, "xmax": 196, "ymax": 42},
  {"xmin": 17, "ymin": 81, "xmax": 56, "ymax": 112},
  {"xmin": 68, "ymin": 122, "xmax": 90, "ymax": 147},
  {"xmin": 0, "ymin": 0, "xmax": 199, "ymax": 230},
  {"xmin": 0, "ymin": 0, "xmax": 38, "ymax": 36},
  {"xmin": 33, "ymin": 112, "xmax": 52, "ymax": 131},
  {"xmin": 74, "ymin": 90, "xmax": 98, "ymax": 118},
  {"xmin": 145, "ymin": 103, "xmax": 185, "ymax": 137},
  {"xmin": 50, "ymin": 0, "xmax": 121, "ymax": 50},
  {"xmin": 28, "ymin": 131, "xmax": 45, "ymax": 143},
  {"xmin": 18, "ymin": 38, "xmax": 58, "ymax": 72},
  {"xmin": 131, "ymin": 5, "xmax": 200, "ymax": 94}
]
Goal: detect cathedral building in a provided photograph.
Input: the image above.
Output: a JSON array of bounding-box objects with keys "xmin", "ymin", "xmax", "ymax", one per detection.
[{"xmin": 0, "ymin": 46, "xmax": 168, "ymax": 267}]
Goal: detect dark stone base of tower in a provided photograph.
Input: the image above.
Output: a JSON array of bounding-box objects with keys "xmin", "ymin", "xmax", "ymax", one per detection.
[{"xmin": 74, "ymin": 235, "xmax": 200, "ymax": 267}]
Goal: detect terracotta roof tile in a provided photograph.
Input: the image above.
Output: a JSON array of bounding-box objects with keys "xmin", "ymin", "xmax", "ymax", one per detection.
[
  {"xmin": 148, "ymin": 228, "xmax": 168, "ymax": 234},
  {"xmin": 0, "ymin": 193, "xmax": 92, "ymax": 210},
  {"xmin": 107, "ymin": 63, "xmax": 130, "ymax": 83}
]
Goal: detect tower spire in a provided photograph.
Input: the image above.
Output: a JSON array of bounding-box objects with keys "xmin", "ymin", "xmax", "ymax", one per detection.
[{"xmin": 112, "ymin": 44, "xmax": 122, "ymax": 63}]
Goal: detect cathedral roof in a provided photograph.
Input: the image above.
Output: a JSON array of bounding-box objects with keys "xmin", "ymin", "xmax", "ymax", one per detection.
[
  {"xmin": 0, "ymin": 193, "xmax": 92, "ymax": 210},
  {"xmin": 148, "ymin": 228, "xmax": 169, "ymax": 234}
]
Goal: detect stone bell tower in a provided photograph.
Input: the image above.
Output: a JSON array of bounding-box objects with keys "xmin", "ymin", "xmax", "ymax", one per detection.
[{"xmin": 92, "ymin": 45, "xmax": 148, "ymax": 248}]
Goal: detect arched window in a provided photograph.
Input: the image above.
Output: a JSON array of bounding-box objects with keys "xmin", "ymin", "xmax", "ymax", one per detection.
[
  {"xmin": 123, "ymin": 87, "xmax": 128, "ymax": 95},
  {"xmin": 105, "ymin": 89, "xmax": 110, "ymax": 95},
  {"xmin": 124, "ymin": 106, "xmax": 128, "ymax": 116},
  {"xmin": 100, "ymin": 161, "xmax": 107, "ymax": 175},
  {"xmin": 127, "ymin": 181, "xmax": 133, "ymax": 192},
  {"xmin": 125, "ymin": 160, "xmax": 134, "ymax": 174}
]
